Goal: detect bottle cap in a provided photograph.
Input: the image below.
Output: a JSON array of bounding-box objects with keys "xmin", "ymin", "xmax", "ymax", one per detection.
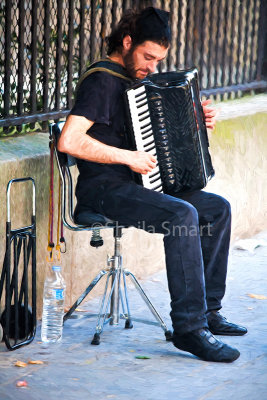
[{"xmin": 52, "ymin": 265, "xmax": 61, "ymax": 272}]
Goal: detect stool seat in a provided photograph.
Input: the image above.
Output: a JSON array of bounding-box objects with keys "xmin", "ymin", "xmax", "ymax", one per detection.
[{"xmin": 74, "ymin": 205, "xmax": 115, "ymax": 227}]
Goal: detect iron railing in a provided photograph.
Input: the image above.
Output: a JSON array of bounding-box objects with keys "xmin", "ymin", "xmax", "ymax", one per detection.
[{"xmin": 0, "ymin": 0, "xmax": 266, "ymax": 134}]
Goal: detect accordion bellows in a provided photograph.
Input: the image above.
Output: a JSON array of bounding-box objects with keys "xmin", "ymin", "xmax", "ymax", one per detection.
[{"xmin": 125, "ymin": 68, "xmax": 215, "ymax": 194}]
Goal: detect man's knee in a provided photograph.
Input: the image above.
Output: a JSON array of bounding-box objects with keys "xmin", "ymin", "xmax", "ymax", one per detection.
[
  {"xmin": 216, "ymin": 196, "xmax": 231, "ymax": 220},
  {"xmin": 166, "ymin": 202, "xmax": 199, "ymax": 237}
]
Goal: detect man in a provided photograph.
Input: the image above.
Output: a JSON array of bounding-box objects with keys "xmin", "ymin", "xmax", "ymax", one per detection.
[{"xmin": 58, "ymin": 7, "xmax": 247, "ymax": 362}]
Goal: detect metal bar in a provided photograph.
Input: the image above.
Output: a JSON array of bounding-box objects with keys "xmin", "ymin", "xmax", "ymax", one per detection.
[
  {"xmin": 90, "ymin": 0, "xmax": 96, "ymax": 63},
  {"xmin": 30, "ymin": 0, "xmax": 38, "ymax": 119},
  {"xmin": 167, "ymin": 0, "xmax": 175, "ymax": 70},
  {"xmin": 43, "ymin": 0, "xmax": 50, "ymax": 117},
  {"xmin": 221, "ymin": 0, "xmax": 231, "ymax": 89},
  {"xmin": 249, "ymin": 0, "xmax": 257, "ymax": 81},
  {"xmin": 31, "ymin": 215, "xmax": 37, "ymax": 336},
  {"xmin": 67, "ymin": 0, "xmax": 74, "ymax": 109},
  {"xmin": 4, "ymin": 222, "xmax": 12, "ymax": 340},
  {"xmin": 134, "ymin": 0, "xmax": 139, "ymax": 10},
  {"xmin": 111, "ymin": 0, "xmax": 118, "ymax": 32},
  {"xmin": 200, "ymin": 80, "xmax": 267, "ymax": 96},
  {"xmin": 235, "ymin": 0, "xmax": 245, "ymax": 85},
  {"xmin": 9, "ymin": 237, "xmax": 22, "ymax": 295},
  {"xmin": 176, "ymin": 0, "xmax": 184, "ymax": 70},
  {"xmin": 4, "ymin": 0, "xmax": 12, "ymax": 118},
  {"xmin": 206, "ymin": 1, "xmax": 213, "ymax": 88},
  {"xmin": 199, "ymin": 0, "xmax": 208, "ymax": 90},
  {"xmin": 79, "ymin": 0, "xmax": 86, "ymax": 75},
  {"xmin": 256, "ymin": 0, "xmax": 267, "ymax": 80},
  {"xmin": 228, "ymin": 0, "xmax": 238, "ymax": 86},
  {"xmin": 55, "ymin": 0, "xmax": 63, "ymax": 110},
  {"xmin": 100, "ymin": 0, "xmax": 107, "ymax": 58},
  {"xmin": 13, "ymin": 237, "xmax": 19, "ymax": 343},
  {"xmin": 122, "ymin": 0, "xmax": 130, "ymax": 12},
  {"xmin": 23, "ymin": 236, "xmax": 29, "ymax": 338},
  {"xmin": 0, "ymin": 253, "xmax": 7, "ymax": 300},
  {"xmin": 0, "ymin": 110, "xmax": 70, "ymax": 127},
  {"xmin": 31, "ymin": 221, "xmax": 37, "ymax": 337},
  {"xmin": 17, "ymin": 0, "xmax": 25, "ymax": 118},
  {"xmin": 242, "ymin": 0, "xmax": 251, "ymax": 83},
  {"xmin": 184, "ymin": 1, "xmax": 191, "ymax": 68},
  {"xmin": 19, "ymin": 233, "xmax": 32, "ymax": 305},
  {"xmin": 214, "ymin": 0, "xmax": 223, "ymax": 88},
  {"xmin": 192, "ymin": 0, "xmax": 201, "ymax": 69}
]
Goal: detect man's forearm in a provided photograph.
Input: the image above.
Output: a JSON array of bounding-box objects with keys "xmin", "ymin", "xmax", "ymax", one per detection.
[
  {"xmin": 57, "ymin": 114, "xmax": 156, "ymax": 174},
  {"xmin": 57, "ymin": 114, "xmax": 132, "ymax": 165}
]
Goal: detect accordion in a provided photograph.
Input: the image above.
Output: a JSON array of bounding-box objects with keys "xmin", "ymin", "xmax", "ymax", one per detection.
[{"xmin": 125, "ymin": 68, "xmax": 215, "ymax": 195}]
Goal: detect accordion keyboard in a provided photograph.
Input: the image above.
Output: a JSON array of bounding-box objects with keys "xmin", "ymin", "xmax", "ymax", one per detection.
[{"xmin": 126, "ymin": 85, "xmax": 163, "ymax": 192}]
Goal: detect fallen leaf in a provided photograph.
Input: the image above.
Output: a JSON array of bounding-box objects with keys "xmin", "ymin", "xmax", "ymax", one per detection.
[
  {"xmin": 135, "ymin": 355, "xmax": 151, "ymax": 359},
  {"xmin": 16, "ymin": 380, "xmax": 28, "ymax": 387},
  {"xmin": 28, "ymin": 360, "xmax": 44, "ymax": 365},
  {"xmin": 84, "ymin": 358, "xmax": 96, "ymax": 365},
  {"xmin": 129, "ymin": 349, "xmax": 135, "ymax": 353},
  {"xmin": 15, "ymin": 361, "xmax": 27, "ymax": 368},
  {"xmin": 247, "ymin": 293, "xmax": 267, "ymax": 300}
]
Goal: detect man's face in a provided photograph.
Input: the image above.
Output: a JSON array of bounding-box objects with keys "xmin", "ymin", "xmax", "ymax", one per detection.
[{"xmin": 123, "ymin": 40, "xmax": 168, "ymax": 80}]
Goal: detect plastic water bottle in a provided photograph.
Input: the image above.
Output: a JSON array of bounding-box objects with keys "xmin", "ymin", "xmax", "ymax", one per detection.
[{"xmin": 41, "ymin": 265, "xmax": 66, "ymax": 343}]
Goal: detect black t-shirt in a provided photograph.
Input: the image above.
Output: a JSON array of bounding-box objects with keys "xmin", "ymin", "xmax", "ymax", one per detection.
[{"xmin": 70, "ymin": 67, "xmax": 135, "ymax": 206}]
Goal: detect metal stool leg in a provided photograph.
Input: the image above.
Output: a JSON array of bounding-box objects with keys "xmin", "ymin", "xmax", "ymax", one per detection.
[
  {"xmin": 91, "ymin": 268, "xmax": 124, "ymax": 345},
  {"xmin": 125, "ymin": 270, "xmax": 173, "ymax": 341},
  {"xmin": 63, "ymin": 269, "xmax": 108, "ymax": 322},
  {"xmin": 120, "ymin": 270, "xmax": 133, "ymax": 329}
]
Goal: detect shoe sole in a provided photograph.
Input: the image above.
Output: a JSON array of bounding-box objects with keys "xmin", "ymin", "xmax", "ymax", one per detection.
[
  {"xmin": 173, "ymin": 342, "xmax": 240, "ymax": 363},
  {"xmin": 209, "ymin": 330, "xmax": 247, "ymax": 336}
]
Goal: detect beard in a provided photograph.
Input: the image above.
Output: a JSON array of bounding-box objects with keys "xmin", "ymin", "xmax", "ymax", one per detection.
[{"xmin": 122, "ymin": 48, "xmax": 137, "ymax": 79}]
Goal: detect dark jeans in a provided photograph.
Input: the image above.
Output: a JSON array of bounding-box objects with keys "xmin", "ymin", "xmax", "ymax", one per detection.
[{"xmin": 84, "ymin": 181, "xmax": 231, "ymax": 335}]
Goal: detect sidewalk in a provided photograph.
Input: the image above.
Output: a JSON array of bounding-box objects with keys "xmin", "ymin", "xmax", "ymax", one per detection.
[{"xmin": 0, "ymin": 232, "xmax": 267, "ymax": 400}]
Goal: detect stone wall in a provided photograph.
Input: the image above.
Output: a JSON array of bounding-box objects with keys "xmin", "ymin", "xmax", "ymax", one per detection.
[{"xmin": 0, "ymin": 95, "xmax": 266, "ymax": 318}]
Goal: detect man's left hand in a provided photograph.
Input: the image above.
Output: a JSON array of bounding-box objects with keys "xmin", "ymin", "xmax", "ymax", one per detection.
[{"xmin": 202, "ymin": 99, "xmax": 218, "ymax": 131}]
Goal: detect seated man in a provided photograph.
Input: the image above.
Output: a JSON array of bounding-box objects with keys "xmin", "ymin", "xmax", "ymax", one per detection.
[{"xmin": 58, "ymin": 7, "xmax": 247, "ymax": 362}]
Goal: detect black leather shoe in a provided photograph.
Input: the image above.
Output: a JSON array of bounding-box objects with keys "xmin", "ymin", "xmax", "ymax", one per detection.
[
  {"xmin": 207, "ymin": 311, "xmax": 248, "ymax": 336},
  {"xmin": 172, "ymin": 328, "xmax": 240, "ymax": 362}
]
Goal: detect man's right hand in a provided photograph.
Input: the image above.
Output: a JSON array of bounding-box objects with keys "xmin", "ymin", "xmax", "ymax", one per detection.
[{"xmin": 126, "ymin": 151, "xmax": 157, "ymax": 174}]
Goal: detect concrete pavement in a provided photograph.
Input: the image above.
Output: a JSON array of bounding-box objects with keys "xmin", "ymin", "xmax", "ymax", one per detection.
[{"xmin": 0, "ymin": 232, "xmax": 266, "ymax": 400}]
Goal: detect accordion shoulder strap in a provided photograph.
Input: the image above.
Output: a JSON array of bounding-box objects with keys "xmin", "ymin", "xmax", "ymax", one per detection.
[{"xmin": 75, "ymin": 59, "xmax": 132, "ymax": 95}]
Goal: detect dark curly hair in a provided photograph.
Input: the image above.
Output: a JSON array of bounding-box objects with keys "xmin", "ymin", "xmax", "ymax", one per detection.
[{"xmin": 105, "ymin": 9, "xmax": 170, "ymax": 56}]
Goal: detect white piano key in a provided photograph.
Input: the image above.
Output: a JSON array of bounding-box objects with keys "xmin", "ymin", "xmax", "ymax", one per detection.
[{"xmin": 133, "ymin": 86, "xmax": 146, "ymax": 96}]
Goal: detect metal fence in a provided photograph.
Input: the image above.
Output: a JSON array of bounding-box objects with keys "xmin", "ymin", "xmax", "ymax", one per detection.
[{"xmin": 0, "ymin": 0, "xmax": 267, "ymax": 135}]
